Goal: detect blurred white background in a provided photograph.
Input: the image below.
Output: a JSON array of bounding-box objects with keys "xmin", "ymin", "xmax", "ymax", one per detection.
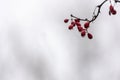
[{"xmin": 0, "ymin": 0, "xmax": 120, "ymax": 80}]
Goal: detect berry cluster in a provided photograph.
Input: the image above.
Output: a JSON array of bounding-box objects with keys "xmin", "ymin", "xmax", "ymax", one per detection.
[
  {"xmin": 64, "ymin": 19, "xmax": 93, "ymax": 39},
  {"xmin": 64, "ymin": 0, "xmax": 120, "ymax": 39}
]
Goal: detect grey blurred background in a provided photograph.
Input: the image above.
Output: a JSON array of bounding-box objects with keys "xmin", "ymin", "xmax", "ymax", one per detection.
[{"xmin": 0, "ymin": 0, "xmax": 120, "ymax": 80}]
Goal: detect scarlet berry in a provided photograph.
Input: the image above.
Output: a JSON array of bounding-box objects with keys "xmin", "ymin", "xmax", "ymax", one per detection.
[
  {"xmin": 64, "ymin": 19, "xmax": 69, "ymax": 23},
  {"xmin": 109, "ymin": 5, "xmax": 117, "ymax": 15},
  {"xmin": 77, "ymin": 26, "xmax": 83, "ymax": 32},
  {"xmin": 81, "ymin": 30, "xmax": 86, "ymax": 37},
  {"xmin": 74, "ymin": 18, "xmax": 80, "ymax": 22},
  {"xmin": 84, "ymin": 21, "xmax": 90, "ymax": 29},
  {"xmin": 109, "ymin": 5, "xmax": 114, "ymax": 12},
  {"xmin": 112, "ymin": 10, "xmax": 117, "ymax": 15},
  {"xmin": 75, "ymin": 22, "xmax": 81, "ymax": 26},
  {"xmin": 71, "ymin": 21, "xmax": 75, "ymax": 27},
  {"xmin": 87, "ymin": 33, "xmax": 93, "ymax": 39},
  {"xmin": 68, "ymin": 25, "xmax": 74, "ymax": 30}
]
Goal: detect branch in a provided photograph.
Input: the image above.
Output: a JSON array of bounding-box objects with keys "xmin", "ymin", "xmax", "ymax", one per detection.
[
  {"xmin": 115, "ymin": 0, "xmax": 120, "ymax": 3},
  {"xmin": 70, "ymin": 0, "xmax": 120, "ymax": 23},
  {"xmin": 64, "ymin": 0, "xmax": 120, "ymax": 39}
]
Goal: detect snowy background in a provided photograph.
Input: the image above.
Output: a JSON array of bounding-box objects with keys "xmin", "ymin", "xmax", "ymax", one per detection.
[{"xmin": 0, "ymin": 0, "xmax": 120, "ymax": 80}]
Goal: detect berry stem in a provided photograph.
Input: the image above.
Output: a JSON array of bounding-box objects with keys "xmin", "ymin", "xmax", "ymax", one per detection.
[
  {"xmin": 70, "ymin": 0, "xmax": 120, "ymax": 23},
  {"xmin": 115, "ymin": 0, "xmax": 120, "ymax": 3}
]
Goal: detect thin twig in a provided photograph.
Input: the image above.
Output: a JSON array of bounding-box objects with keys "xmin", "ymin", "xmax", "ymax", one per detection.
[{"xmin": 70, "ymin": 0, "xmax": 120, "ymax": 23}]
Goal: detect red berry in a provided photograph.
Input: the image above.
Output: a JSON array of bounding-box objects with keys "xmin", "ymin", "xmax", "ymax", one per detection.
[
  {"xmin": 109, "ymin": 5, "xmax": 114, "ymax": 12},
  {"xmin": 74, "ymin": 18, "xmax": 80, "ymax": 22},
  {"xmin": 75, "ymin": 22, "xmax": 81, "ymax": 26},
  {"xmin": 84, "ymin": 21, "xmax": 90, "ymax": 29},
  {"xmin": 87, "ymin": 33, "xmax": 93, "ymax": 39},
  {"xmin": 64, "ymin": 19, "xmax": 69, "ymax": 23},
  {"xmin": 77, "ymin": 26, "xmax": 83, "ymax": 32},
  {"xmin": 68, "ymin": 25, "xmax": 74, "ymax": 30},
  {"xmin": 71, "ymin": 21, "xmax": 75, "ymax": 27},
  {"xmin": 109, "ymin": 5, "xmax": 117, "ymax": 15},
  {"xmin": 81, "ymin": 30, "xmax": 86, "ymax": 37},
  {"xmin": 112, "ymin": 10, "xmax": 117, "ymax": 15}
]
